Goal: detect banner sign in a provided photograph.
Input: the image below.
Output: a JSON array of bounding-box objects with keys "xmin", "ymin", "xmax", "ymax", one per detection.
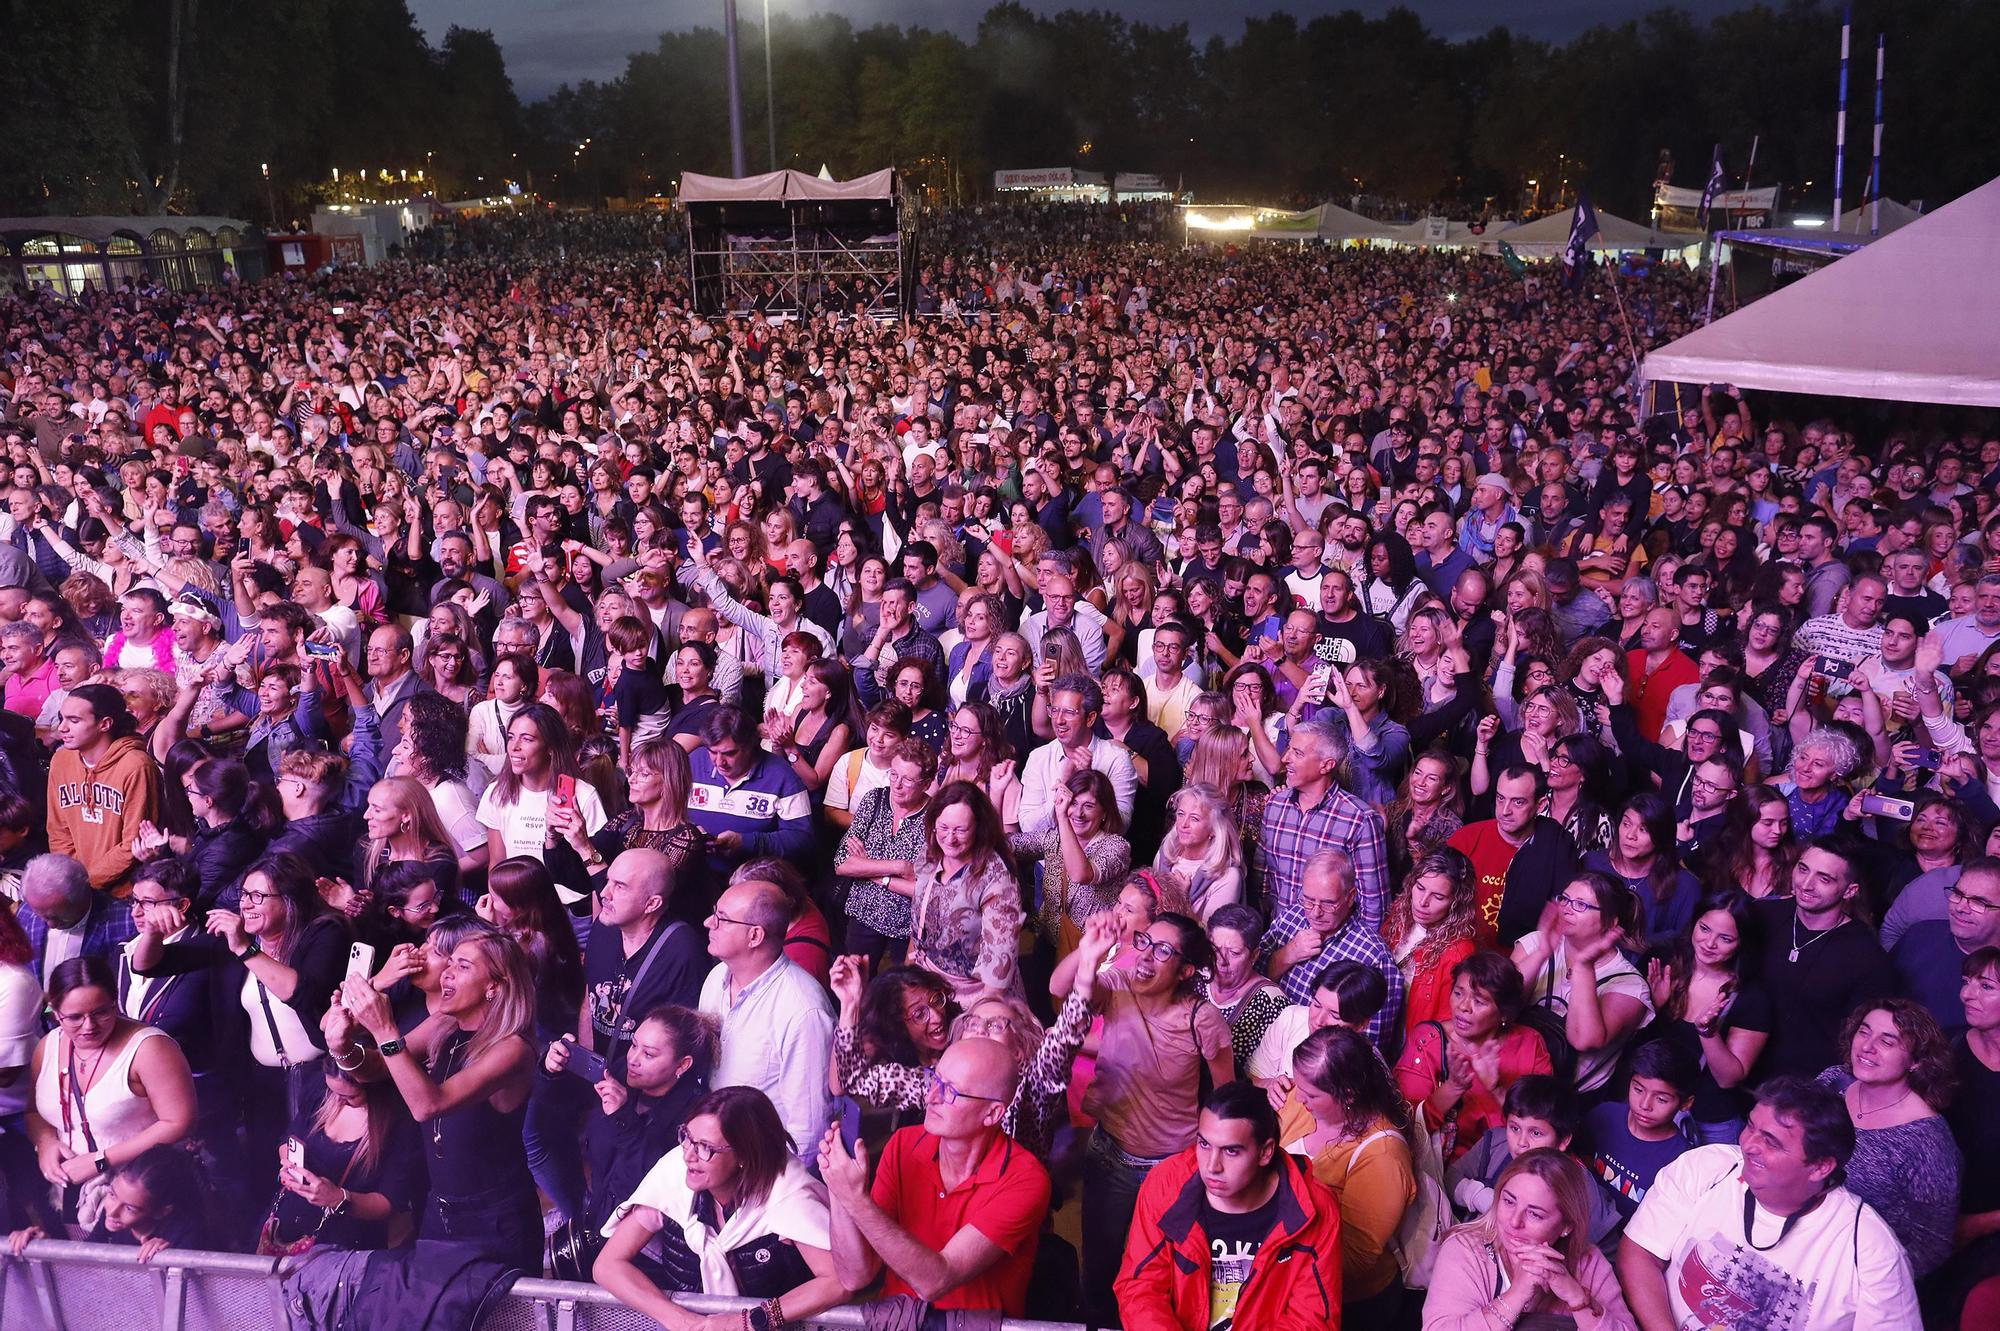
[{"xmin": 1656, "ymin": 185, "xmax": 1778, "ymax": 211}]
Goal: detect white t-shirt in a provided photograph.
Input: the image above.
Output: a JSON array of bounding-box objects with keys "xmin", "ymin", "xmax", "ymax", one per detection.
[
  {"xmin": 476, "ymin": 779, "xmax": 608, "ymax": 862},
  {"xmin": 823, "ymin": 749, "xmax": 888, "ymax": 814},
  {"xmin": 1623, "ymin": 1144, "xmax": 1919, "ymax": 1331},
  {"xmin": 0, "ymin": 963, "xmax": 43, "ymax": 1118}
]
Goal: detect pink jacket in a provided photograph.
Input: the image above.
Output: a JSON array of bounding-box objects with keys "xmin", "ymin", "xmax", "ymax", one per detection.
[{"xmin": 1422, "ymin": 1229, "xmax": 1638, "ymax": 1331}]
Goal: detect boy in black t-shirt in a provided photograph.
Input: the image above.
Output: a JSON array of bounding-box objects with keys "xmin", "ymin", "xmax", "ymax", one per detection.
[{"xmin": 1583, "ymin": 1039, "xmax": 1697, "ymax": 1223}]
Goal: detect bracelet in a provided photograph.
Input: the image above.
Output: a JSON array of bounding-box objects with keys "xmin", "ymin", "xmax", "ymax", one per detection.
[{"xmin": 332, "ymin": 1045, "xmax": 366, "ymax": 1072}]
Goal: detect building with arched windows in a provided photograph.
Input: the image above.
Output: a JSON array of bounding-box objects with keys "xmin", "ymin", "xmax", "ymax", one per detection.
[{"xmin": 0, "ymin": 215, "xmax": 264, "ymax": 295}]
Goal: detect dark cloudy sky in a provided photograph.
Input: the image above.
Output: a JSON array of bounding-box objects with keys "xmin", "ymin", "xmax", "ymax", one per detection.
[{"xmin": 410, "ymin": 0, "xmax": 1750, "ymax": 99}]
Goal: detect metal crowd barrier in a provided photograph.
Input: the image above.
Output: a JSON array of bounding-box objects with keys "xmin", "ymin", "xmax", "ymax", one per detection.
[{"xmin": 0, "ymin": 1240, "xmax": 1090, "ymax": 1331}]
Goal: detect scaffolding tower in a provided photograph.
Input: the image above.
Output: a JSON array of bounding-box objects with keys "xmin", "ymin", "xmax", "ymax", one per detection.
[{"xmin": 681, "ymin": 168, "xmax": 908, "ymax": 318}]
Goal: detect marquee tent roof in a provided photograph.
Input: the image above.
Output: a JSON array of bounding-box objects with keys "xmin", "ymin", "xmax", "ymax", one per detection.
[
  {"xmin": 1494, "ymin": 208, "xmax": 1695, "ymax": 253},
  {"xmin": 1642, "ymin": 174, "xmax": 2000, "ymax": 407},
  {"xmin": 679, "ymin": 169, "xmax": 894, "ymax": 203}
]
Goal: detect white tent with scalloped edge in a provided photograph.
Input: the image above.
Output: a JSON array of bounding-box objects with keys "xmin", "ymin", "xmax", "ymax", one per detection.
[{"xmin": 1641, "ymin": 174, "xmax": 2000, "ymax": 407}]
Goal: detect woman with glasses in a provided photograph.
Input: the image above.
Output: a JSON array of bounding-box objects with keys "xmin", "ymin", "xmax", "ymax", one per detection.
[
  {"xmin": 1472, "ymin": 685, "xmax": 1580, "ymax": 802},
  {"xmin": 1542, "ymin": 733, "xmax": 1617, "ymax": 856},
  {"xmin": 25, "ymin": 957, "xmax": 196, "ymax": 1233},
  {"xmin": 1060, "ymin": 910, "xmax": 1233, "ymax": 1328},
  {"xmin": 906, "ymin": 781, "xmax": 1024, "ymax": 1003},
  {"xmin": 420, "ymin": 632, "xmax": 482, "ymax": 709},
  {"xmin": 132, "ymin": 850, "xmax": 348, "ymax": 1219},
  {"xmin": 1511, "ymin": 871, "xmax": 1653, "ymax": 1097},
  {"xmin": 834, "ymin": 738, "xmax": 936, "ymax": 967},
  {"xmin": 827, "ymin": 960, "xmax": 956, "ymax": 1103},
  {"xmin": 324, "ymin": 930, "xmax": 541, "ymax": 1268},
  {"xmin": 595, "ymin": 1086, "xmax": 848, "ymax": 1329}
]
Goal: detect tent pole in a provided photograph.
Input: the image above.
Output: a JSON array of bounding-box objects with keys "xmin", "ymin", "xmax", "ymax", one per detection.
[
  {"xmin": 1869, "ymin": 34, "xmax": 1885, "ymax": 237},
  {"xmin": 1832, "ymin": 8, "xmax": 1851, "ymax": 231}
]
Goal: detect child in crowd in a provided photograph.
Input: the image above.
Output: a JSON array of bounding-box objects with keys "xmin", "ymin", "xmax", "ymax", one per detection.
[
  {"xmin": 1444, "ymin": 1073, "xmax": 1623, "ymax": 1246},
  {"xmin": 1581, "ymin": 1039, "xmax": 1698, "ymax": 1223}
]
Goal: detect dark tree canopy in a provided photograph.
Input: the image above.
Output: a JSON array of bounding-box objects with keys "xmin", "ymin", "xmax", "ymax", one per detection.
[{"xmin": 3, "ymin": 1, "xmax": 1995, "ymax": 219}]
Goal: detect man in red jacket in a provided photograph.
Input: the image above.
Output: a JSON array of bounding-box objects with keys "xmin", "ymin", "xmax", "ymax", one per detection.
[{"xmin": 1116, "ymin": 1081, "xmax": 1344, "ymax": 1331}]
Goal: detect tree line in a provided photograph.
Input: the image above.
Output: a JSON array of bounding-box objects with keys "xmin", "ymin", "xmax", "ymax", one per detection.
[{"xmin": 3, "ymin": 0, "xmax": 1995, "ymax": 224}]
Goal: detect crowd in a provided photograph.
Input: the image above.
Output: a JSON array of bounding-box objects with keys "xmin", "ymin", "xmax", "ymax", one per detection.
[{"xmin": 0, "ymin": 201, "xmax": 1996, "ymax": 1331}]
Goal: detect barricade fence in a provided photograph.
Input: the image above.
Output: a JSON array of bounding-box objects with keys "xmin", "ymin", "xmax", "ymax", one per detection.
[{"xmin": 0, "ymin": 1240, "xmax": 1090, "ymax": 1331}]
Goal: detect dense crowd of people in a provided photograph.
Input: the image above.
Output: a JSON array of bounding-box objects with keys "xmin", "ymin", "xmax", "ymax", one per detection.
[{"xmin": 0, "ymin": 201, "xmax": 1997, "ymax": 1330}]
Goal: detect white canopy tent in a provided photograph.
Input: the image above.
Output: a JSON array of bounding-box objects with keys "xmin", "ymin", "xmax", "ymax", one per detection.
[
  {"xmin": 1642, "ymin": 174, "xmax": 2000, "ymax": 407},
  {"xmin": 679, "ymin": 168, "xmax": 894, "ymax": 203},
  {"xmin": 1181, "ymin": 202, "xmax": 1392, "ymax": 244},
  {"xmin": 1493, "ymin": 208, "xmax": 1693, "ymax": 256}
]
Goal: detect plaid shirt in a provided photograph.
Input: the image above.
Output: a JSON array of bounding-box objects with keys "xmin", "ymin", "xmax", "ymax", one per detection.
[
  {"xmin": 1256, "ymin": 785, "xmax": 1391, "ymax": 929},
  {"xmin": 1261, "ymin": 907, "xmax": 1406, "ymax": 1053}
]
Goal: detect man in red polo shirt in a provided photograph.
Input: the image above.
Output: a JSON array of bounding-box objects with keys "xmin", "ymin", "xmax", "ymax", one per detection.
[
  {"xmin": 819, "ymin": 1037, "xmax": 1049, "ymax": 1316},
  {"xmin": 1626, "ymin": 606, "xmax": 1699, "ymax": 742}
]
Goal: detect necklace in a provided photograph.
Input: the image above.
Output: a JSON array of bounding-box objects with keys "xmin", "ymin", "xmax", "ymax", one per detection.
[
  {"xmin": 427, "ymin": 1032, "xmax": 472, "ymax": 1153},
  {"xmin": 1788, "ymin": 914, "xmax": 1839, "ymax": 964},
  {"xmin": 1851, "ymin": 1084, "xmax": 1915, "ymax": 1121}
]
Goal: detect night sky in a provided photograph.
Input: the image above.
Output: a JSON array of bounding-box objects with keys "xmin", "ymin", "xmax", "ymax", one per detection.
[{"xmin": 409, "ymin": 0, "xmax": 1753, "ymax": 99}]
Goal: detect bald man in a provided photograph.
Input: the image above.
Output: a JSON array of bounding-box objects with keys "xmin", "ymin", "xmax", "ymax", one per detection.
[
  {"xmin": 699, "ymin": 880, "xmax": 833, "ymax": 1158},
  {"xmin": 821, "ymin": 1038, "xmax": 1051, "ymax": 1317}
]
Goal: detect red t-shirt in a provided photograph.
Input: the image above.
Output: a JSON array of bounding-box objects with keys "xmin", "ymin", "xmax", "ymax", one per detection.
[
  {"xmin": 870, "ymin": 1126, "xmax": 1050, "ymax": 1315},
  {"xmin": 1449, "ymin": 821, "xmax": 1523, "ymax": 946}
]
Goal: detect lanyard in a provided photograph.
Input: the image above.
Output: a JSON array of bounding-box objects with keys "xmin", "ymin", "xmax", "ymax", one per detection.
[{"xmin": 1741, "ymin": 1187, "xmax": 1826, "ymax": 1252}]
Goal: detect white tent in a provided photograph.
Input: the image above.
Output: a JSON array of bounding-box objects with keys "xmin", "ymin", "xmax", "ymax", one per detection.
[
  {"xmin": 1642, "ymin": 174, "xmax": 2000, "ymax": 407},
  {"xmin": 1379, "ymin": 217, "xmax": 1483, "ymax": 248},
  {"xmin": 1181, "ymin": 203, "xmax": 1391, "ymax": 244},
  {"xmin": 1316, "ymin": 203, "xmax": 1391, "ymax": 243},
  {"xmin": 1493, "ymin": 208, "xmax": 1692, "ymax": 255},
  {"xmin": 679, "ymin": 168, "xmax": 894, "ymax": 203}
]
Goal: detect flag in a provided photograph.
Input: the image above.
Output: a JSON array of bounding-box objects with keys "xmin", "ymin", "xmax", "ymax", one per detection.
[
  {"xmin": 1563, "ymin": 192, "xmax": 1600, "ymax": 289},
  {"xmin": 1498, "ymin": 242, "xmax": 1527, "ymax": 277},
  {"xmin": 1696, "ymin": 145, "xmax": 1726, "ymax": 230}
]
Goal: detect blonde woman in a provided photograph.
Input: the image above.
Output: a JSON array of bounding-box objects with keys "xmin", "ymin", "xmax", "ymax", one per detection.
[
  {"xmin": 1152, "ymin": 783, "xmax": 1243, "ymax": 921},
  {"xmin": 325, "ymin": 930, "xmax": 541, "ymax": 1268},
  {"xmin": 1183, "ymin": 725, "xmax": 1272, "ymax": 863},
  {"xmin": 356, "ymin": 776, "xmax": 462, "ymax": 901}
]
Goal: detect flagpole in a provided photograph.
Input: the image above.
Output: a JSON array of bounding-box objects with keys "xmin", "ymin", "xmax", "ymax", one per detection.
[
  {"xmin": 1869, "ymin": 33, "xmax": 1885, "ymax": 237},
  {"xmin": 1702, "ymin": 144, "xmax": 1724, "ymax": 326},
  {"xmin": 1832, "ymin": 7, "xmax": 1851, "ymax": 232}
]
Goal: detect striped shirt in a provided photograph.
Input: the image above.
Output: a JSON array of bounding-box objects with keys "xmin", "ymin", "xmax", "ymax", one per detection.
[{"xmin": 687, "ymin": 747, "xmax": 814, "ymax": 866}]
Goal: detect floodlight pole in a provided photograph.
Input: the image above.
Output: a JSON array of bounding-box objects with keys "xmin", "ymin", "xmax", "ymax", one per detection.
[
  {"xmin": 723, "ymin": 0, "xmax": 747, "ymax": 177},
  {"xmin": 764, "ymin": 0, "xmax": 778, "ymax": 172}
]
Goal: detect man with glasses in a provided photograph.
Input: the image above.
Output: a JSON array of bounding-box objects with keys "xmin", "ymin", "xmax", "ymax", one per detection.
[
  {"xmin": 1018, "ymin": 674, "xmax": 1138, "ymax": 836},
  {"xmin": 1259, "ymin": 850, "xmax": 1404, "ymax": 1052},
  {"xmin": 1892, "ymin": 856, "xmax": 2000, "ymax": 1036},
  {"xmin": 1677, "ymin": 754, "xmax": 1744, "ymax": 868},
  {"xmin": 700, "ymin": 879, "xmax": 832, "ymax": 1162},
  {"xmin": 819, "ymin": 1035, "xmax": 1048, "ymax": 1318}
]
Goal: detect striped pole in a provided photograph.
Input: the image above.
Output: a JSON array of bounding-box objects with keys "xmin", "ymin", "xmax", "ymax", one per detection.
[
  {"xmin": 1832, "ymin": 8, "xmax": 1851, "ymax": 231},
  {"xmin": 1870, "ymin": 33, "xmax": 1886, "ymax": 236}
]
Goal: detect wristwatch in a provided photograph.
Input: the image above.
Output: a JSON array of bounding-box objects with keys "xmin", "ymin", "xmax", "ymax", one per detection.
[
  {"xmin": 240, "ymin": 937, "xmax": 262, "ymax": 959},
  {"xmin": 94, "ymin": 1153, "xmax": 109, "ymax": 1176},
  {"xmin": 377, "ymin": 1037, "xmax": 407, "ymax": 1059}
]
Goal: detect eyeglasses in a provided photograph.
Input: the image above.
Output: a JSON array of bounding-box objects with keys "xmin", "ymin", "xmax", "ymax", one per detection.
[
  {"xmin": 1546, "ymin": 752, "xmax": 1577, "ymax": 769},
  {"xmin": 238, "ymin": 889, "xmax": 276, "ymax": 906},
  {"xmin": 1554, "ymin": 893, "xmax": 1602, "ymax": 914},
  {"xmin": 709, "ymin": 910, "xmax": 755, "ymax": 930},
  {"xmin": 1687, "ymin": 727, "xmax": 1724, "ymax": 742},
  {"xmin": 1949, "ymin": 886, "xmax": 2000, "ymax": 915},
  {"xmin": 677, "ymin": 1127, "xmax": 731, "ymax": 1162},
  {"xmin": 1128, "ymin": 934, "xmax": 1184, "ymax": 962},
  {"xmin": 923, "ymin": 1067, "xmax": 1000, "ymax": 1106},
  {"xmin": 1692, "ymin": 775, "xmax": 1738, "ymax": 796}
]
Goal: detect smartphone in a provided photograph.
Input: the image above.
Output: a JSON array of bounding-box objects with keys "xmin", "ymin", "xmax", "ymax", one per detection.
[
  {"xmin": 284, "ymin": 1138, "xmax": 306, "ymax": 1172},
  {"xmin": 837, "ymin": 1097, "xmax": 863, "ymax": 1152},
  {"xmin": 564, "ymin": 1041, "xmax": 608, "ymax": 1084},
  {"xmin": 1859, "ymin": 793, "xmax": 1915, "ymax": 821},
  {"xmin": 346, "ymin": 942, "xmax": 376, "ymax": 982},
  {"xmin": 331, "ymin": 305, "xmax": 347, "ymax": 316},
  {"xmin": 302, "ymin": 639, "xmax": 342, "ymax": 662},
  {"xmin": 551, "ymin": 774, "xmax": 576, "ymax": 816}
]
